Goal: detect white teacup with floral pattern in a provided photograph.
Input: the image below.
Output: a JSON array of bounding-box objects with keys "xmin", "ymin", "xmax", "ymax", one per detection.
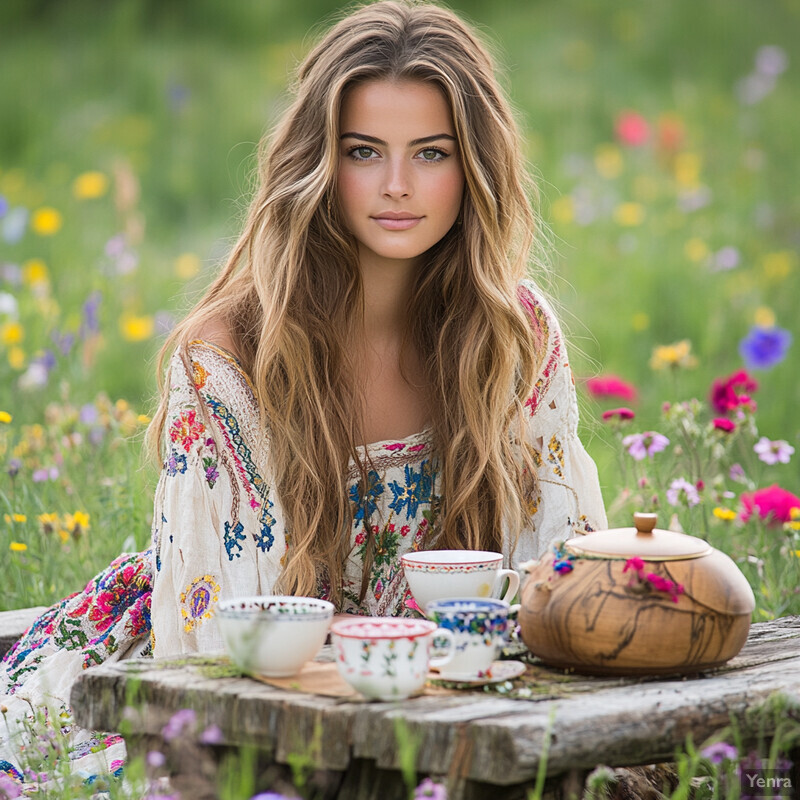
[
  {"xmin": 401, "ymin": 549, "xmax": 520, "ymax": 611},
  {"xmin": 216, "ymin": 595, "xmax": 334, "ymax": 677},
  {"xmin": 330, "ymin": 617, "xmax": 455, "ymax": 700},
  {"xmin": 426, "ymin": 598, "xmax": 511, "ymax": 681}
]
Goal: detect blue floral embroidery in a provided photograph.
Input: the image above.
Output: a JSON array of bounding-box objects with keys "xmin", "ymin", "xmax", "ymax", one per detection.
[
  {"xmin": 349, "ymin": 470, "xmax": 384, "ymax": 522},
  {"xmin": 224, "ymin": 520, "xmax": 246, "ymax": 560},
  {"xmin": 165, "ymin": 449, "xmax": 187, "ymax": 477},
  {"xmin": 253, "ymin": 499, "xmax": 276, "ymax": 552},
  {"xmin": 388, "ymin": 461, "xmax": 434, "ymax": 520}
]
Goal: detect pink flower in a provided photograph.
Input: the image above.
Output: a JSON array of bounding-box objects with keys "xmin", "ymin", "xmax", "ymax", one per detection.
[
  {"xmin": 623, "ymin": 557, "xmax": 645, "ymax": 574},
  {"xmin": 666, "ymin": 478, "xmax": 701, "ymax": 508},
  {"xmin": 741, "ymin": 485, "xmax": 800, "ymax": 526},
  {"xmin": 622, "ymin": 431, "xmax": 670, "ymax": 460},
  {"xmin": 586, "ymin": 375, "xmax": 638, "ymax": 402},
  {"xmin": 602, "ymin": 407, "xmax": 635, "ymax": 421},
  {"xmin": 615, "ymin": 111, "xmax": 650, "ymax": 146},
  {"xmin": 645, "ymin": 573, "xmax": 684, "ymax": 603},
  {"xmin": 712, "ymin": 418, "xmax": 736, "ymax": 433},
  {"xmin": 709, "ymin": 370, "xmax": 758, "ymax": 415},
  {"xmin": 753, "ymin": 437, "xmax": 794, "ymax": 465}
]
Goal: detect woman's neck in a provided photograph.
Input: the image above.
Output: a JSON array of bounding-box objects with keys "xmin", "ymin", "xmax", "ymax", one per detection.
[{"xmin": 358, "ymin": 249, "xmax": 418, "ymax": 341}]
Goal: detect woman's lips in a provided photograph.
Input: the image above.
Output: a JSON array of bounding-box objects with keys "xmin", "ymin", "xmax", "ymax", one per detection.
[{"xmin": 371, "ymin": 215, "xmax": 422, "ymax": 231}]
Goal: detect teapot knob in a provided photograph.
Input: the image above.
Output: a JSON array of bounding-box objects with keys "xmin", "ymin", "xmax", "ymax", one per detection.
[{"xmin": 634, "ymin": 512, "xmax": 657, "ymax": 535}]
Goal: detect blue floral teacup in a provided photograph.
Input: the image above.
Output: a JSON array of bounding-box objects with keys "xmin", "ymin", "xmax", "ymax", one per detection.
[{"xmin": 426, "ymin": 598, "xmax": 511, "ymax": 680}]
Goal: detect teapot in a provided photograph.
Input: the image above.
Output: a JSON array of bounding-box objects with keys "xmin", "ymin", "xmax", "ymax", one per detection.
[{"xmin": 518, "ymin": 513, "xmax": 755, "ymax": 676}]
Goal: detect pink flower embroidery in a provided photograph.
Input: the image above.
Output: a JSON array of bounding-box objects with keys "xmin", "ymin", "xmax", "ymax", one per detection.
[
  {"xmin": 384, "ymin": 443, "xmax": 406, "ymax": 451},
  {"xmin": 169, "ymin": 410, "xmax": 205, "ymax": 453}
]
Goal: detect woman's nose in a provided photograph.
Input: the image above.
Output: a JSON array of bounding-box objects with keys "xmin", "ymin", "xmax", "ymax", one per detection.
[{"xmin": 381, "ymin": 158, "xmax": 413, "ymax": 199}]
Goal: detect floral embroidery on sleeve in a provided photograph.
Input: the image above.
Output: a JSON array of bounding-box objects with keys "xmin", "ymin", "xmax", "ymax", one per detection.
[
  {"xmin": 170, "ymin": 410, "xmax": 205, "ymax": 453},
  {"xmin": 180, "ymin": 575, "xmax": 220, "ymax": 632}
]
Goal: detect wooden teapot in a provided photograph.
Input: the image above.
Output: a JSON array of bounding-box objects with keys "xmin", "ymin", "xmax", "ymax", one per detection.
[{"xmin": 518, "ymin": 513, "xmax": 755, "ymax": 676}]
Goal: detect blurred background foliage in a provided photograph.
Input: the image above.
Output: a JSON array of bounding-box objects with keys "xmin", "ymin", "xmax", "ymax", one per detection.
[{"xmin": 1, "ymin": 0, "xmax": 798, "ymax": 608}]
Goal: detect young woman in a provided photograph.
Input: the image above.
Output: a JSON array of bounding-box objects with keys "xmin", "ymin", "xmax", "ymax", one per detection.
[{"xmin": 1, "ymin": 0, "xmax": 606, "ymax": 781}]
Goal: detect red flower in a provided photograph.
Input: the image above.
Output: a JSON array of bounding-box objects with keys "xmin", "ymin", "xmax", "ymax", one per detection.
[
  {"xmin": 740, "ymin": 484, "xmax": 800, "ymax": 526},
  {"xmin": 712, "ymin": 418, "xmax": 736, "ymax": 433},
  {"xmin": 615, "ymin": 111, "xmax": 650, "ymax": 146},
  {"xmin": 586, "ymin": 375, "xmax": 638, "ymax": 402},
  {"xmin": 623, "ymin": 557, "xmax": 645, "ymax": 574},
  {"xmin": 656, "ymin": 116, "xmax": 685, "ymax": 152},
  {"xmin": 710, "ymin": 370, "xmax": 758, "ymax": 415},
  {"xmin": 602, "ymin": 407, "xmax": 635, "ymax": 421}
]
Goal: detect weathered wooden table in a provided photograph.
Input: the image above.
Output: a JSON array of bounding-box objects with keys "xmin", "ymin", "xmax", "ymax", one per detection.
[{"xmin": 71, "ymin": 616, "xmax": 800, "ymax": 800}]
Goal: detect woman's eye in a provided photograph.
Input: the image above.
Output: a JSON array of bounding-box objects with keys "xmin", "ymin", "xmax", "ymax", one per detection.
[
  {"xmin": 349, "ymin": 146, "xmax": 377, "ymax": 161},
  {"xmin": 418, "ymin": 148, "xmax": 447, "ymax": 162}
]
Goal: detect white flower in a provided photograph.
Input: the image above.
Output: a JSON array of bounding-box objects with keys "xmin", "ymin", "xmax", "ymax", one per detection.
[
  {"xmin": 753, "ymin": 436, "xmax": 794, "ymax": 465},
  {"xmin": 666, "ymin": 478, "xmax": 700, "ymax": 508},
  {"xmin": 0, "ymin": 291, "xmax": 18, "ymax": 317}
]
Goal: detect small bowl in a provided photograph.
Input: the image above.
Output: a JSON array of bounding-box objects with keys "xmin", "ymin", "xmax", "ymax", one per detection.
[{"xmin": 216, "ymin": 596, "xmax": 334, "ymax": 677}]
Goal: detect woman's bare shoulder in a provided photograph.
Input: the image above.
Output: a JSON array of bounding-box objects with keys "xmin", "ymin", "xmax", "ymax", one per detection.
[{"xmin": 190, "ymin": 317, "xmax": 241, "ymax": 360}]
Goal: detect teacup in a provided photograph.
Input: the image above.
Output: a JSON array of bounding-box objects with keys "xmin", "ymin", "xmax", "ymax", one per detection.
[
  {"xmin": 330, "ymin": 617, "xmax": 455, "ymax": 701},
  {"xmin": 426, "ymin": 598, "xmax": 511, "ymax": 681},
  {"xmin": 216, "ymin": 595, "xmax": 334, "ymax": 677},
  {"xmin": 401, "ymin": 549, "xmax": 520, "ymax": 610}
]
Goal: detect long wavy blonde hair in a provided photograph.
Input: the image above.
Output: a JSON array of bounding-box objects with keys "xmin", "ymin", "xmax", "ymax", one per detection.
[{"xmin": 148, "ymin": 0, "xmax": 544, "ymax": 608}]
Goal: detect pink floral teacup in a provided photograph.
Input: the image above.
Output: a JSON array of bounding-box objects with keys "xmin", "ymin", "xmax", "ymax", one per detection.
[{"xmin": 330, "ymin": 617, "xmax": 455, "ymax": 700}]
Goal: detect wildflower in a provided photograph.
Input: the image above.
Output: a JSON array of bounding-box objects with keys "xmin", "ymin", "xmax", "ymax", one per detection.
[
  {"xmin": 146, "ymin": 750, "xmax": 166, "ymax": 768},
  {"xmin": 32, "ymin": 466, "xmax": 59, "ymax": 482},
  {"xmin": 0, "ymin": 322, "xmax": 23, "ymax": 346},
  {"xmin": 623, "ymin": 557, "xmax": 645, "ymax": 574},
  {"xmin": 615, "ymin": 111, "xmax": 649, "ymax": 147},
  {"xmin": 6, "ymin": 458, "xmax": 21, "ymax": 478},
  {"xmin": 645, "ymin": 573, "xmax": 684, "ymax": 603},
  {"xmin": 7, "ymin": 348, "xmax": 24, "ymax": 370},
  {"xmin": 710, "ymin": 246, "xmax": 740, "ymax": 271},
  {"xmin": 684, "ymin": 237, "xmax": 709, "ymax": 262},
  {"xmin": 614, "ymin": 202, "xmax": 645, "ymax": 226},
  {"xmin": 0, "ymin": 772, "xmax": 22, "ymax": 799},
  {"xmin": 64, "ymin": 511, "xmax": 90, "ymax": 537},
  {"xmin": 4, "ymin": 514, "xmax": 26, "ymax": 524},
  {"xmin": 740, "ymin": 485, "xmax": 800, "ymax": 526},
  {"xmin": 739, "ymin": 325, "xmax": 791, "ymax": 370},
  {"xmin": 650, "ymin": 340, "xmax": 697, "ymax": 370},
  {"xmin": 81, "ymin": 291, "xmax": 102, "ymax": 337},
  {"xmin": 674, "ymin": 152, "xmax": 702, "ymax": 188},
  {"xmin": 601, "ymin": 407, "xmax": 635, "ymax": 422},
  {"xmin": 755, "ymin": 45, "xmax": 788, "ymax": 77},
  {"xmin": 0, "ymin": 411, "xmax": 11, "ymax": 424},
  {"xmin": 2, "ymin": 207, "xmax": 28, "ymax": 244},
  {"xmin": 18, "ymin": 362, "xmax": 49, "ymax": 391},
  {"xmin": 712, "ymin": 418, "xmax": 736, "ymax": 433},
  {"xmin": 656, "ymin": 114, "xmax": 684, "ymax": 152},
  {"xmin": 38, "ymin": 513, "xmax": 60, "ymax": 534},
  {"xmin": 586, "ymin": 375, "xmax": 637, "ymax": 402},
  {"xmin": 594, "ymin": 144, "xmax": 623, "ymax": 179},
  {"xmin": 9, "ymin": 542, "xmax": 27, "ymax": 552},
  {"xmin": 30, "ymin": 207, "xmax": 62, "ymax": 236},
  {"xmin": 0, "ymin": 292, "xmax": 18, "ymax": 317},
  {"xmin": 710, "ymin": 370, "xmax": 758, "ymax": 415},
  {"xmin": 753, "ymin": 437, "xmax": 794, "ymax": 465},
  {"xmin": 162, "ymin": 708, "xmax": 197, "ymax": 741},
  {"xmin": 701, "ymin": 741, "xmax": 738, "ymax": 764},
  {"xmin": 250, "ymin": 794, "xmax": 294, "ymax": 800},
  {"xmin": 199, "ymin": 724, "xmax": 223, "ymax": 744},
  {"xmin": 622, "ymin": 432, "xmax": 670, "ymax": 461},
  {"xmin": 120, "ymin": 313, "xmax": 154, "ymax": 342},
  {"xmin": 414, "ymin": 777, "xmax": 448, "ymax": 799},
  {"xmin": 666, "ymin": 478, "xmax": 701, "ymax": 508},
  {"xmin": 72, "ymin": 171, "xmax": 108, "ymax": 200},
  {"xmin": 713, "ymin": 507, "xmax": 737, "ymax": 522},
  {"xmin": 175, "ymin": 253, "xmax": 201, "ymax": 279}
]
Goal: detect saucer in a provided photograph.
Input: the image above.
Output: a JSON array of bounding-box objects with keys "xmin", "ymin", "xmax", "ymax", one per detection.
[{"xmin": 429, "ymin": 659, "xmax": 527, "ymax": 686}]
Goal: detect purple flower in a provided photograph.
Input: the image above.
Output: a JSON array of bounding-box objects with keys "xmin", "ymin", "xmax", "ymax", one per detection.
[
  {"xmin": 146, "ymin": 750, "xmax": 166, "ymax": 768},
  {"xmin": 711, "ymin": 246, "xmax": 740, "ymax": 271},
  {"xmin": 0, "ymin": 771, "xmax": 22, "ymax": 799},
  {"xmin": 0, "ymin": 195, "xmax": 8, "ymax": 218},
  {"xmin": 7, "ymin": 458, "xmax": 21, "ymax": 478},
  {"xmin": 701, "ymin": 741, "xmax": 738, "ymax": 764},
  {"xmin": 250, "ymin": 794, "xmax": 294, "ymax": 800},
  {"xmin": 739, "ymin": 326, "xmax": 791, "ymax": 370},
  {"xmin": 32, "ymin": 466, "xmax": 59, "ymax": 483},
  {"xmin": 754, "ymin": 437, "xmax": 794, "ymax": 465},
  {"xmin": 755, "ymin": 45, "xmax": 788, "ymax": 77},
  {"xmin": 80, "ymin": 403, "xmax": 99, "ymax": 425},
  {"xmin": 161, "ymin": 708, "xmax": 197, "ymax": 741},
  {"xmin": 666, "ymin": 478, "xmax": 701, "ymax": 508},
  {"xmin": 200, "ymin": 724, "xmax": 223, "ymax": 744},
  {"xmin": 622, "ymin": 432, "xmax": 670, "ymax": 461},
  {"xmin": 81, "ymin": 291, "xmax": 102, "ymax": 338},
  {"xmin": 414, "ymin": 778, "xmax": 447, "ymax": 799},
  {"xmin": 51, "ymin": 329, "xmax": 75, "ymax": 356}
]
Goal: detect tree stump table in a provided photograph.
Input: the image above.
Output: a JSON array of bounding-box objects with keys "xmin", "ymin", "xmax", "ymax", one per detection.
[{"xmin": 71, "ymin": 615, "xmax": 800, "ymax": 800}]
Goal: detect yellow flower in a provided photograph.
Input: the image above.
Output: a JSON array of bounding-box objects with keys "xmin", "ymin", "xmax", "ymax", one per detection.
[
  {"xmin": 594, "ymin": 144, "xmax": 623, "ymax": 179},
  {"xmin": 0, "ymin": 410, "xmax": 11, "ymax": 424},
  {"xmin": 684, "ymin": 238, "xmax": 709, "ymax": 263},
  {"xmin": 551, "ymin": 196, "xmax": 574, "ymax": 224},
  {"xmin": 120, "ymin": 314, "xmax": 154, "ymax": 342},
  {"xmin": 650, "ymin": 339, "xmax": 698, "ymax": 370},
  {"xmin": 760, "ymin": 251, "xmax": 794, "ymax": 281},
  {"xmin": 0, "ymin": 321, "xmax": 23, "ymax": 346},
  {"xmin": 22, "ymin": 259, "xmax": 49, "ymax": 286},
  {"xmin": 754, "ymin": 306, "xmax": 776, "ymax": 328},
  {"xmin": 31, "ymin": 207, "xmax": 63, "ymax": 236},
  {"xmin": 9, "ymin": 542, "xmax": 27, "ymax": 552},
  {"xmin": 614, "ymin": 202, "xmax": 645, "ymax": 226},
  {"xmin": 8, "ymin": 347, "xmax": 25, "ymax": 370},
  {"xmin": 4, "ymin": 513, "xmax": 26, "ymax": 524},
  {"xmin": 38, "ymin": 512, "xmax": 60, "ymax": 534},
  {"xmin": 674, "ymin": 152, "xmax": 702, "ymax": 188},
  {"xmin": 137, "ymin": 414, "xmax": 151, "ymax": 425},
  {"xmin": 713, "ymin": 507, "xmax": 737, "ymax": 522},
  {"xmin": 72, "ymin": 171, "xmax": 108, "ymax": 200},
  {"xmin": 72, "ymin": 511, "xmax": 90, "ymax": 529},
  {"xmin": 631, "ymin": 312, "xmax": 650, "ymax": 332},
  {"xmin": 175, "ymin": 253, "xmax": 201, "ymax": 280}
]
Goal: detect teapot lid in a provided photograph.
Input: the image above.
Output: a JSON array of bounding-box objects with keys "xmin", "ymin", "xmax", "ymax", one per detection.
[{"xmin": 565, "ymin": 513, "xmax": 712, "ymax": 561}]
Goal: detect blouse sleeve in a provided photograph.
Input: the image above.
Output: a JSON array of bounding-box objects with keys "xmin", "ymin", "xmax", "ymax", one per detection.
[
  {"xmin": 508, "ymin": 281, "xmax": 608, "ymax": 566},
  {"xmin": 150, "ymin": 342, "xmax": 286, "ymax": 657}
]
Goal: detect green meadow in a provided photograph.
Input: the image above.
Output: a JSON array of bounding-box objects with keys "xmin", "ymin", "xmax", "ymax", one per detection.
[{"xmin": 1, "ymin": 0, "xmax": 798, "ymax": 618}]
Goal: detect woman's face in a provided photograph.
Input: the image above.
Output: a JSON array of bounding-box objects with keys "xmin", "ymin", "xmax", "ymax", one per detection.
[{"xmin": 337, "ymin": 79, "xmax": 465, "ymax": 273}]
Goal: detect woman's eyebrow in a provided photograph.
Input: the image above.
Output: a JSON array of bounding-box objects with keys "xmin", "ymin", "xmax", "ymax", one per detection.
[{"xmin": 340, "ymin": 132, "xmax": 457, "ymax": 146}]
